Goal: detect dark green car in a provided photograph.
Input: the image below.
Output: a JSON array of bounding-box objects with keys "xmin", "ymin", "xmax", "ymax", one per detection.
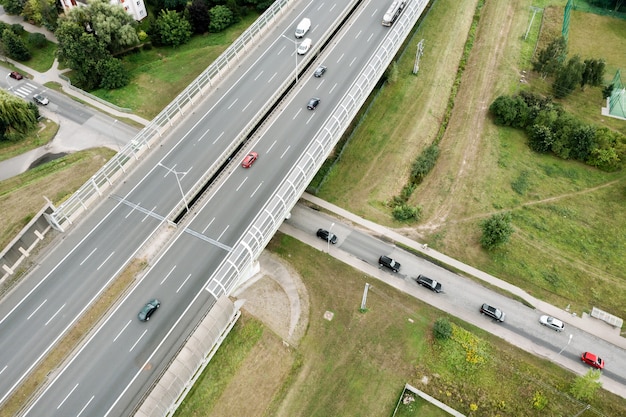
[{"xmin": 138, "ymin": 299, "xmax": 160, "ymax": 321}]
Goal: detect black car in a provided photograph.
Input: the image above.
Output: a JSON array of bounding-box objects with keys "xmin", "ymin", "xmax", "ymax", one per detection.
[
  {"xmin": 415, "ymin": 275, "xmax": 442, "ymax": 293},
  {"xmin": 316, "ymin": 228, "xmax": 337, "ymax": 244},
  {"xmin": 378, "ymin": 255, "xmax": 400, "ymax": 272},
  {"xmin": 480, "ymin": 303, "xmax": 505, "ymax": 322},
  {"xmin": 138, "ymin": 299, "xmax": 160, "ymax": 321},
  {"xmin": 314, "ymin": 65, "xmax": 327, "ymax": 77},
  {"xmin": 307, "ymin": 97, "xmax": 320, "ymax": 110}
]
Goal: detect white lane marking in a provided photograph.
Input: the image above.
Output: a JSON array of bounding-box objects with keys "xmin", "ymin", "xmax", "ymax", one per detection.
[
  {"xmin": 97, "ymin": 251, "xmax": 115, "ymax": 271},
  {"xmin": 163, "ymin": 163, "xmax": 177, "ymax": 177},
  {"xmin": 280, "ymin": 146, "xmax": 290, "ymax": 159},
  {"xmin": 254, "ymin": 71, "xmax": 264, "ymax": 81},
  {"xmin": 306, "ymin": 114, "xmax": 315, "ymax": 124},
  {"xmin": 268, "ymin": 72, "xmax": 277, "ymax": 83},
  {"xmin": 349, "ymin": 57, "xmax": 356, "ymax": 67},
  {"xmin": 76, "ymin": 395, "xmax": 94, "ymax": 417},
  {"xmin": 125, "ymin": 201, "xmax": 140, "ymax": 218},
  {"xmin": 372, "ymin": 8, "xmax": 378, "ymax": 17},
  {"xmin": 367, "ymin": 33, "xmax": 374, "ymax": 42},
  {"xmin": 236, "ymin": 177, "xmax": 248, "ymax": 191},
  {"xmin": 227, "ymin": 98, "xmax": 238, "ymax": 109},
  {"xmin": 329, "ymin": 83, "xmax": 337, "ymax": 94},
  {"xmin": 176, "ymin": 273, "xmax": 192, "ymax": 294},
  {"xmin": 113, "ymin": 320, "xmax": 132, "ymax": 342},
  {"xmin": 45, "ymin": 304, "xmax": 65, "ymax": 326},
  {"xmin": 316, "ymin": 79, "xmax": 325, "ymax": 90},
  {"xmin": 266, "ymin": 140, "xmax": 277, "ymax": 154},
  {"xmin": 293, "ymin": 108, "xmax": 302, "ymax": 120},
  {"xmin": 277, "ymin": 45, "xmax": 286, "ymax": 55},
  {"xmin": 212, "ymin": 131, "xmax": 225, "ymax": 144},
  {"xmin": 27, "ymin": 299, "xmax": 47, "ymax": 320},
  {"xmin": 337, "ymin": 53, "xmax": 344, "ymax": 63},
  {"xmin": 142, "ymin": 206, "xmax": 157, "ymax": 222},
  {"xmin": 129, "ymin": 330, "xmax": 147, "ymax": 352},
  {"xmin": 57, "ymin": 383, "xmax": 79, "ymax": 409},
  {"xmin": 329, "ymin": 3, "xmax": 335, "ymax": 11},
  {"xmin": 0, "ymin": 365, "xmax": 7, "ymax": 376},
  {"xmin": 242, "ymin": 100, "xmax": 253, "ymax": 112},
  {"xmin": 251, "ymin": 182, "xmax": 263, "ymax": 198},
  {"xmin": 217, "ymin": 225, "xmax": 230, "ymax": 241},
  {"xmin": 80, "ymin": 248, "xmax": 97, "ymax": 265},
  {"xmin": 202, "ymin": 217, "xmax": 215, "ymax": 234},
  {"xmin": 196, "ymin": 130, "xmax": 210, "ymax": 142},
  {"xmin": 160, "ymin": 265, "xmax": 176, "ymax": 285},
  {"xmin": 355, "ymin": 30, "xmax": 362, "ymax": 39}
]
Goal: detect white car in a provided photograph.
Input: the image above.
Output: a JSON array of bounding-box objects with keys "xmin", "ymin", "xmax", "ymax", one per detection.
[
  {"xmin": 539, "ymin": 315, "xmax": 564, "ymax": 332},
  {"xmin": 295, "ymin": 18, "xmax": 311, "ymax": 38},
  {"xmin": 297, "ymin": 38, "xmax": 312, "ymax": 55}
]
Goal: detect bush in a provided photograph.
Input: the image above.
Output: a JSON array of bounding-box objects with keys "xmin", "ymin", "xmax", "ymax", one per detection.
[
  {"xmin": 570, "ymin": 369, "xmax": 601, "ymax": 401},
  {"xmin": 97, "ymin": 58, "xmax": 129, "ymax": 90},
  {"xmin": 28, "ymin": 32, "xmax": 47, "ymax": 48},
  {"xmin": 11, "ymin": 24, "xmax": 24, "ymax": 35},
  {"xmin": 433, "ymin": 318, "xmax": 452, "ymax": 340},
  {"xmin": 410, "ymin": 143, "xmax": 439, "ymax": 183},
  {"xmin": 2, "ymin": 28, "xmax": 31, "ymax": 61},
  {"xmin": 152, "ymin": 10, "xmax": 192, "ymax": 47},
  {"xmin": 480, "ymin": 212, "xmax": 514, "ymax": 250},
  {"xmin": 209, "ymin": 5, "xmax": 234, "ymax": 32},
  {"xmin": 392, "ymin": 204, "xmax": 422, "ymax": 222}
]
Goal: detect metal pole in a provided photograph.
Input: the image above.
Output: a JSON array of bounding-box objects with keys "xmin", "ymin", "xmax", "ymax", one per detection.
[
  {"xmin": 360, "ymin": 283, "xmax": 371, "ymax": 310},
  {"xmin": 159, "ymin": 163, "xmax": 189, "ymax": 212},
  {"xmin": 281, "ymin": 35, "xmax": 299, "ymax": 83},
  {"xmin": 328, "ymin": 222, "xmax": 335, "ymax": 253},
  {"xmin": 558, "ymin": 334, "xmax": 573, "ymax": 356}
]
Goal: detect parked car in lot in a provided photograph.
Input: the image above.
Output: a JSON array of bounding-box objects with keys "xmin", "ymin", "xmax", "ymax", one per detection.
[
  {"xmin": 9, "ymin": 71, "xmax": 23, "ymax": 80},
  {"xmin": 297, "ymin": 38, "xmax": 312, "ymax": 55},
  {"xmin": 539, "ymin": 315, "xmax": 564, "ymax": 332},
  {"xmin": 241, "ymin": 151, "xmax": 258, "ymax": 168},
  {"xmin": 480, "ymin": 303, "xmax": 505, "ymax": 322},
  {"xmin": 138, "ymin": 299, "xmax": 160, "ymax": 321},
  {"xmin": 314, "ymin": 65, "xmax": 327, "ymax": 77},
  {"xmin": 33, "ymin": 93, "xmax": 49, "ymax": 105},
  {"xmin": 581, "ymin": 351, "xmax": 605, "ymax": 369},
  {"xmin": 316, "ymin": 228, "xmax": 337, "ymax": 244},
  {"xmin": 378, "ymin": 255, "xmax": 400, "ymax": 272},
  {"xmin": 415, "ymin": 275, "xmax": 442, "ymax": 293},
  {"xmin": 307, "ymin": 97, "xmax": 320, "ymax": 110}
]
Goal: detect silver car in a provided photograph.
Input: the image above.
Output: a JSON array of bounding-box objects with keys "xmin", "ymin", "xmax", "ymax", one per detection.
[{"xmin": 539, "ymin": 315, "xmax": 564, "ymax": 331}]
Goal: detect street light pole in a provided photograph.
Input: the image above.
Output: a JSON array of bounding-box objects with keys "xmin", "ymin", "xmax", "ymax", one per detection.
[
  {"xmin": 328, "ymin": 222, "xmax": 335, "ymax": 253},
  {"xmin": 558, "ymin": 334, "xmax": 573, "ymax": 356},
  {"xmin": 281, "ymin": 35, "xmax": 299, "ymax": 83},
  {"xmin": 159, "ymin": 163, "xmax": 189, "ymax": 212}
]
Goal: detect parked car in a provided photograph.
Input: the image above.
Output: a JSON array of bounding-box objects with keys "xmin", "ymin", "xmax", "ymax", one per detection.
[
  {"xmin": 415, "ymin": 275, "xmax": 442, "ymax": 293},
  {"xmin": 241, "ymin": 151, "xmax": 258, "ymax": 168},
  {"xmin": 9, "ymin": 71, "xmax": 23, "ymax": 80},
  {"xmin": 539, "ymin": 315, "xmax": 564, "ymax": 332},
  {"xmin": 294, "ymin": 17, "xmax": 311, "ymax": 38},
  {"xmin": 314, "ymin": 65, "xmax": 327, "ymax": 77},
  {"xmin": 378, "ymin": 255, "xmax": 400, "ymax": 272},
  {"xmin": 316, "ymin": 228, "xmax": 337, "ymax": 244},
  {"xmin": 33, "ymin": 94, "xmax": 49, "ymax": 105},
  {"xmin": 480, "ymin": 303, "xmax": 506, "ymax": 322},
  {"xmin": 307, "ymin": 97, "xmax": 320, "ymax": 110},
  {"xmin": 138, "ymin": 299, "xmax": 160, "ymax": 321},
  {"xmin": 581, "ymin": 351, "xmax": 605, "ymax": 369},
  {"xmin": 297, "ymin": 38, "xmax": 312, "ymax": 55}
]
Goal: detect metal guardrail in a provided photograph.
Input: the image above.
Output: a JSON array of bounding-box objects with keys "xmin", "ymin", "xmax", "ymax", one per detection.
[
  {"xmin": 207, "ymin": 0, "xmax": 432, "ymax": 299},
  {"xmin": 48, "ymin": 0, "xmax": 293, "ymax": 231}
]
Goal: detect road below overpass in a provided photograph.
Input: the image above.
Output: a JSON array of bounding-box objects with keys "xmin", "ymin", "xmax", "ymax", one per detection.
[{"xmin": 2, "ymin": 0, "xmax": 417, "ymax": 415}]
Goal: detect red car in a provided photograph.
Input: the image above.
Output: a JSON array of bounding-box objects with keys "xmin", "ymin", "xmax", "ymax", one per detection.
[
  {"xmin": 9, "ymin": 71, "xmax": 23, "ymax": 80},
  {"xmin": 241, "ymin": 152, "xmax": 258, "ymax": 168},
  {"xmin": 581, "ymin": 352, "xmax": 604, "ymax": 369}
]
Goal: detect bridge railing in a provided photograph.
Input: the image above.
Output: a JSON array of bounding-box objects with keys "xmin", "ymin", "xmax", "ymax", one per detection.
[
  {"xmin": 49, "ymin": 0, "xmax": 293, "ymax": 231},
  {"xmin": 207, "ymin": 0, "xmax": 432, "ymax": 298}
]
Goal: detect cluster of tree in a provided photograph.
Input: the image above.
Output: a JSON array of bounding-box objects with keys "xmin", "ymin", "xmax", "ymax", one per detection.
[
  {"xmin": 588, "ymin": 0, "xmax": 625, "ymax": 12},
  {"xmin": 0, "ymin": 89, "xmax": 40, "ymax": 142},
  {"xmin": 0, "ymin": 22, "xmax": 48, "ymax": 61},
  {"xmin": 489, "ymin": 91, "xmax": 626, "ymax": 171},
  {"xmin": 4, "ymin": 0, "xmax": 58, "ymax": 31},
  {"xmin": 532, "ymin": 37, "xmax": 606, "ymax": 99},
  {"xmin": 55, "ymin": 0, "xmax": 138, "ymax": 90}
]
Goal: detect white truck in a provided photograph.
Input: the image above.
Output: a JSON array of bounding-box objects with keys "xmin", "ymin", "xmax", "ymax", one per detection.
[
  {"xmin": 382, "ymin": 0, "xmax": 405, "ymax": 26},
  {"xmin": 295, "ymin": 18, "xmax": 311, "ymax": 38}
]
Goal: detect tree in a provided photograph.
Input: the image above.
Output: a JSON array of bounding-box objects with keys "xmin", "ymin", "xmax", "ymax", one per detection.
[
  {"xmin": 480, "ymin": 213, "xmax": 514, "ymax": 250},
  {"xmin": 186, "ymin": 0, "xmax": 211, "ymax": 34},
  {"xmin": 28, "ymin": 32, "xmax": 47, "ymax": 48},
  {"xmin": 88, "ymin": 0, "xmax": 139, "ymax": 54},
  {"xmin": 528, "ymin": 124, "xmax": 554, "ymax": 153},
  {"xmin": 208, "ymin": 5, "xmax": 233, "ymax": 32},
  {"xmin": 4, "ymin": 0, "xmax": 25, "ymax": 15},
  {"xmin": 553, "ymin": 55, "xmax": 584, "ymax": 99},
  {"xmin": 581, "ymin": 59, "xmax": 606, "ymax": 89},
  {"xmin": 0, "ymin": 89, "xmax": 38, "ymax": 140},
  {"xmin": 569, "ymin": 124, "xmax": 597, "ymax": 161},
  {"xmin": 1, "ymin": 28, "xmax": 31, "ymax": 61},
  {"xmin": 152, "ymin": 10, "xmax": 192, "ymax": 47},
  {"xmin": 532, "ymin": 36, "xmax": 567, "ymax": 78},
  {"xmin": 22, "ymin": 0, "xmax": 58, "ymax": 30},
  {"xmin": 97, "ymin": 57, "xmax": 129, "ymax": 89},
  {"xmin": 489, "ymin": 95, "xmax": 528, "ymax": 127},
  {"xmin": 570, "ymin": 369, "xmax": 601, "ymax": 401}
]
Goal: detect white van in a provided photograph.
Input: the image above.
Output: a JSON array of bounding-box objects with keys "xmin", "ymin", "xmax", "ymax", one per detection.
[{"xmin": 295, "ymin": 18, "xmax": 311, "ymax": 38}]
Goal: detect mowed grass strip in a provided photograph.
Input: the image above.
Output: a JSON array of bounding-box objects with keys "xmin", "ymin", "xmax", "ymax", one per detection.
[
  {"xmin": 90, "ymin": 14, "xmax": 259, "ymax": 120},
  {"xmin": 0, "ymin": 118, "xmax": 57, "ymax": 163},
  {"xmin": 175, "ymin": 234, "xmax": 626, "ymax": 416},
  {"xmin": 0, "ymin": 259, "xmax": 146, "ymax": 417}
]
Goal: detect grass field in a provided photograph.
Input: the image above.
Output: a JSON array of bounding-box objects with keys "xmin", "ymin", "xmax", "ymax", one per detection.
[{"xmin": 173, "ymin": 234, "xmax": 626, "ymax": 417}]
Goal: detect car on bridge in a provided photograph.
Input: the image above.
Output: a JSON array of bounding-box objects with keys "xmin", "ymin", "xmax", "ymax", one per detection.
[
  {"xmin": 307, "ymin": 97, "xmax": 320, "ymax": 110},
  {"xmin": 314, "ymin": 65, "xmax": 327, "ymax": 77},
  {"xmin": 241, "ymin": 152, "xmax": 258, "ymax": 168},
  {"xmin": 138, "ymin": 299, "xmax": 160, "ymax": 321},
  {"xmin": 295, "ymin": 18, "xmax": 311, "ymax": 38},
  {"xmin": 297, "ymin": 38, "xmax": 312, "ymax": 55}
]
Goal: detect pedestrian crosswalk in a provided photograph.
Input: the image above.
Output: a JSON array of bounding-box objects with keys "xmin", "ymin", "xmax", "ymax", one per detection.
[{"xmin": 11, "ymin": 81, "xmax": 38, "ymax": 99}]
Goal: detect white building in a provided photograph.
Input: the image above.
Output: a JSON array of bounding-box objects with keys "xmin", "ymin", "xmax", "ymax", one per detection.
[{"xmin": 60, "ymin": 0, "xmax": 148, "ymax": 22}]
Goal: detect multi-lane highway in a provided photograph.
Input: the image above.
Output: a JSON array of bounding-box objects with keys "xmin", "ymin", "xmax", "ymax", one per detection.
[{"xmin": 1, "ymin": 0, "xmax": 408, "ymax": 415}]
